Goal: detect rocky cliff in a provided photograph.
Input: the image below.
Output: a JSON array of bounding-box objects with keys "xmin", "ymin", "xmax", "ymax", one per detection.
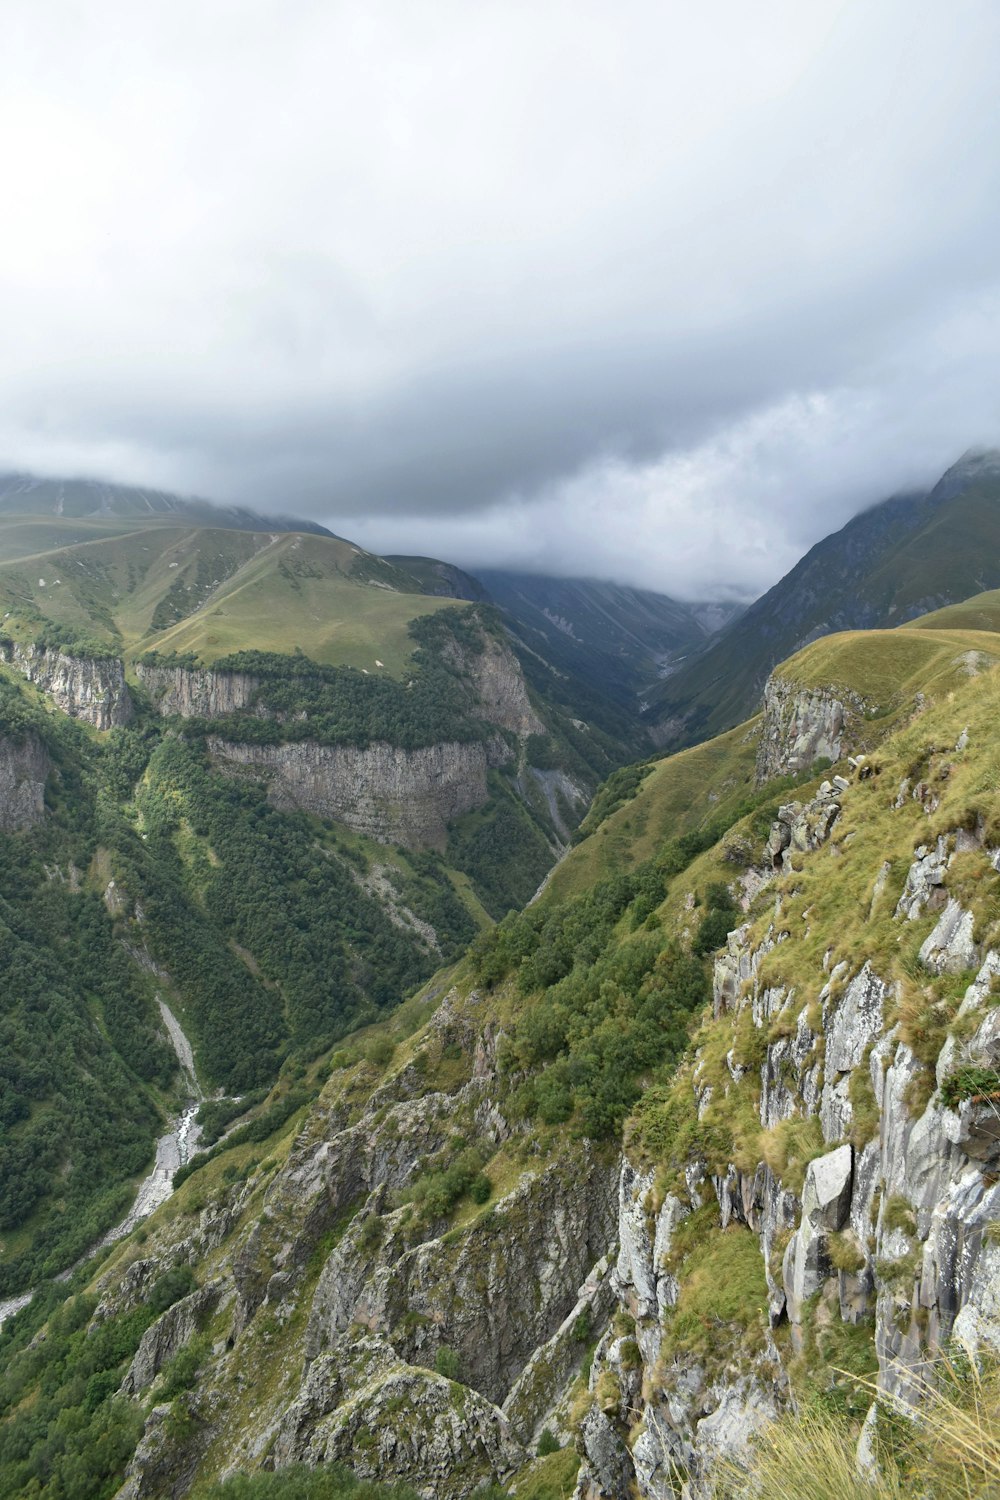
[
  {"xmin": 207, "ymin": 734, "xmax": 512, "ymax": 850},
  {"xmin": 105, "ymin": 986, "xmax": 619, "ymax": 1500},
  {"xmin": 0, "ymin": 732, "xmax": 49, "ymax": 830},
  {"xmin": 135, "ymin": 663, "xmax": 262, "ymax": 718},
  {"xmin": 2, "ymin": 642, "xmax": 133, "ymax": 729},
  {"xmin": 15, "ymin": 631, "xmax": 1000, "ymax": 1500},
  {"xmin": 449, "ymin": 630, "xmax": 546, "ymax": 738},
  {"xmin": 572, "ymin": 726, "xmax": 1000, "ymax": 1495},
  {"xmin": 755, "ymin": 672, "xmax": 867, "ymax": 784}
]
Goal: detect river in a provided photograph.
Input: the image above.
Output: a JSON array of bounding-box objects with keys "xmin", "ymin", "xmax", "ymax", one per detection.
[{"xmin": 0, "ymin": 998, "xmax": 204, "ymax": 1329}]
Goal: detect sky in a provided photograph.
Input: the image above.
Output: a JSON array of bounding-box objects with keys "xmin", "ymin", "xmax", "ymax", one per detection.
[{"xmin": 3, "ymin": 0, "xmax": 1000, "ymax": 599}]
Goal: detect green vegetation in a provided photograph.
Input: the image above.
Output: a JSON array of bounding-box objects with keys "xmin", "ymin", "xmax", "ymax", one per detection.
[
  {"xmin": 0, "ymin": 521, "xmax": 467, "ymax": 676},
  {"xmin": 447, "ymin": 774, "xmax": 557, "ymax": 919},
  {"xmin": 201, "ymin": 609, "xmax": 491, "ymax": 751},
  {"xmin": 512, "ymin": 1448, "xmax": 580, "ymax": 1499},
  {"xmin": 940, "ymin": 1066, "xmax": 1000, "ymax": 1109},
  {"xmin": 572, "ymin": 760, "xmax": 653, "ymax": 841},
  {"xmin": 0, "ymin": 1268, "xmax": 196, "ymax": 1500},
  {"xmin": 664, "ymin": 1224, "xmax": 768, "ymax": 1357},
  {"xmin": 649, "ymin": 457, "xmax": 1000, "ymax": 750}
]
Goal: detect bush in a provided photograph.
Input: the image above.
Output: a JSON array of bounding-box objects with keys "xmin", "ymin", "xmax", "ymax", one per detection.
[{"xmin": 434, "ymin": 1346, "xmax": 460, "ymax": 1380}]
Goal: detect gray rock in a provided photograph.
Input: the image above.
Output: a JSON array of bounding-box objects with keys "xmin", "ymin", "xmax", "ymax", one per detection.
[
  {"xmin": 824, "ymin": 964, "xmax": 887, "ymax": 1074},
  {"xmin": 0, "ymin": 732, "xmax": 49, "ymax": 830},
  {"xmin": 755, "ymin": 675, "xmax": 865, "ymax": 784},
  {"xmin": 804, "ymin": 1145, "xmax": 853, "ymax": 1232},
  {"xmin": 5, "ymin": 642, "xmax": 132, "ymax": 729},
  {"xmin": 919, "ymin": 899, "xmax": 979, "ymax": 975},
  {"xmin": 208, "ymin": 734, "xmax": 512, "ymax": 850},
  {"xmin": 895, "ymin": 837, "xmax": 949, "ymax": 920},
  {"xmin": 577, "ymin": 1408, "xmax": 635, "ymax": 1499}
]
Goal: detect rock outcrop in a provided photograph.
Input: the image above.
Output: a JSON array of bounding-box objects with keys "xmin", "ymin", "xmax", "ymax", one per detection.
[
  {"xmin": 574, "ymin": 792, "xmax": 1000, "ymax": 1496},
  {"xmin": 109, "ymin": 988, "xmax": 620, "ymax": 1500},
  {"xmin": 0, "ymin": 733, "xmax": 50, "ymax": 830},
  {"xmin": 755, "ymin": 672, "xmax": 867, "ymax": 784},
  {"xmin": 450, "ymin": 631, "xmax": 546, "ymax": 738},
  {"xmin": 135, "ymin": 663, "xmax": 261, "ymax": 718},
  {"xmin": 3, "ymin": 643, "xmax": 132, "ymax": 729},
  {"xmin": 207, "ymin": 734, "xmax": 512, "ymax": 850}
]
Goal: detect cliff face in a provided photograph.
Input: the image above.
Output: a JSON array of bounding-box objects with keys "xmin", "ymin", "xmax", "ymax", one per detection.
[
  {"xmin": 573, "ymin": 751, "xmax": 1000, "ymax": 1496},
  {"xmin": 207, "ymin": 734, "xmax": 512, "ymax": 850},
  {"xmin": 755, "ymin": 672, "xmax": 866, "ymax": 784},
  {"xmin": 453, "ymin": 631, "xmax": 546, "ymax": 737},
  {"xmin": 135, "ymin": 663, "xmax": 261, "ymax": 718},
  {"xmin": 106, "ymin": 988, "xmax": 620, "ymax": 1500},
  {"xmin": 3, "ymin": 643, "xmax": 133, "ymax": 730},
  {"xmin": 0, "ymin": 733, "xmax": 49, "ymax": 830}
]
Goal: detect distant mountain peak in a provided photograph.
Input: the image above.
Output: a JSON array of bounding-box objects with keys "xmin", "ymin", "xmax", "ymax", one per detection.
[{"xmin": 0, "ymin": 470, "xmax": 334, "ymax": 538}]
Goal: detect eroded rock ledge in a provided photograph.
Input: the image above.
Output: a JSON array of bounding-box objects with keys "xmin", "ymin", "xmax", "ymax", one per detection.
[{"xmin": 207, "ymin": 734, "xmax": 512, "ymax": 850}]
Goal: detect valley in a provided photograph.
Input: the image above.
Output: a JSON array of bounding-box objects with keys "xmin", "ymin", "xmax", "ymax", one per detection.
[{"xmin": 1, "ymin": 460, "xmax": 1000, "ymax": 1499}]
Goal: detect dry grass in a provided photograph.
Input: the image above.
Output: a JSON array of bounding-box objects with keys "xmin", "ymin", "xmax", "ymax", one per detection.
[{"xmin": 715, "ymin": 1355, "xmax": 1000, "ymax": 1499}]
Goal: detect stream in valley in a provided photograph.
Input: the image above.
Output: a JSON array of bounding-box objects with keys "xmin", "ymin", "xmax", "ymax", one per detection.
[{"xmin": 0, "ymin": 999, "xmax": 204, "ymax": 1328}]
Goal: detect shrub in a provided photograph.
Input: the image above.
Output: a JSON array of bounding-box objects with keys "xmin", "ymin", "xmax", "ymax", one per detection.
[{"xmin": 434, "ymin": 1346, "xmax": 460, "ymax": 1380}]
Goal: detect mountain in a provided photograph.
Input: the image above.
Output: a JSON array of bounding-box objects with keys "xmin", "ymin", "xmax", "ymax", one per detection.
[
  {"xmin": 386, "ymin": 555, "xmax": 490, "ymax": 602},
  {"xmin": 388, "ymin": 559, "xmax": 743, "ymax": 736},
  {"xmin": 473, "ymin": 569, "xmax": 743, "ymax": 705},
  {"xmin": 5, "ymin": 594, "xmax": 1000, "ymax": 1498},
  {"xmin": 0, "ymin": 501, "xmax": 656, "ymax": 1311},
  {"xmin": 647, "ymin": 447, "xmax": 1000, "ymax": 748},
  {"xmin": 0, "ymin": 470, "xmax": 333, "ymax": 537}
]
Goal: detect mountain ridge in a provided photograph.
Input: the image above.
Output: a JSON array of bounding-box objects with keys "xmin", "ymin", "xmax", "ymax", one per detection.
[{"xmin": 646, "ymin": 448, "xmax": 1000, "ymax": 749}]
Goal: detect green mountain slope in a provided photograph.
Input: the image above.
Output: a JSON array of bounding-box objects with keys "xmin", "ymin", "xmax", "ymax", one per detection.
[
  {"xmin": 0, "ymin": 525, "xmax": 459, "ymax": 676},
  {"xmin": 8, "ymin": 596, "xmax": 1000, "ymax": 1498},
  {"xmin": 647, "ymin": 448, "xmax": 1000, "ymax": 748},
  {"xmin": 474, "ymin": 568, "xmax": 742, "ymax": 704},
  {"xmin": 0, "ymin": 510, "xmax": 653, "ymax": 1301}
]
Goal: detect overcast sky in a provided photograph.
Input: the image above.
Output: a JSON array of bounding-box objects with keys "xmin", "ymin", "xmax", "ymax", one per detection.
[{"xmin": 3, "ymin": 1, "xmax": 1000, "ymax": 598}]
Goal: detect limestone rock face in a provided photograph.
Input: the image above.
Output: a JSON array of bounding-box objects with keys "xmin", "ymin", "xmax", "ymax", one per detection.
[
  {"xmin": 0, "ymin": 733, "xmax": 49, "ymax": 830},
  {"xmin": 207, "ymin": 734, "xmax": 511, "ymax": 850},
  {"xmin": 452, "ymin": 629, "xmax": 546, "ymax": 737},
  {"xmin": 755, "ymin": 672, "xmax": 867, "ymax": 784},
  {"xmin": 575, "ymin": 805, "xmax": 1000, "ymax": 1497},
  {"xmin": 4, "ymin": 643, "xmax": 132, "ymax": 729},
  {"xmin": 135, "ymin": 663, "xmax": 261, "ymax": 718},
  {"xmin": 120, "ymin": 1284, "xmax": 221, "ymax": 1395}
]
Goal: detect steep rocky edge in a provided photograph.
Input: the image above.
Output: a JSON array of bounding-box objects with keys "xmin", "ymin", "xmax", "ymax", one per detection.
[
  {"xmin": 143, "ymin": 627, "xmax": 560, "ymax": 850},
  {"xmin": 206, "ymin": 734, "xmax": 512, "ymax": 850},
  {"xmin": 98, "ymin": 985, "xmax": 619, "ymax": 1499},
  {"xmin": 754, "ymin": 673, "xmax": 868, "ymax": 785},
  {"xmin": 1, "ymin": 642, "xmax": 133, "ymax": 729},
  {"xmin": 573, "ymin": 669, "xmax": 1000, "ymax": 1496},
  {"xmin": 135, "ymin": 663, "xmax": 262, "ymax": 718}
]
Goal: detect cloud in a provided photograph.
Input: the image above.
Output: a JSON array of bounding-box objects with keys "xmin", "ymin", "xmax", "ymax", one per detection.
[{"xmin": 2, "ymin": 0, "xmax": 1000, "ymax": 596}]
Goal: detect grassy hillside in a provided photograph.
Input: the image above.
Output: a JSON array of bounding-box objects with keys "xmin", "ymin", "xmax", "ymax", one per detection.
[
  {"xmin": 0, "ymin": 525, "xmax": 463, "ymax": 676},
  {"xmin": 910, "ymin": 586, "xmax": 1000, "ymax": 633},
  {"xmin": 772, "ymin": 624, "xmax": 1000, "ymax": 704}
]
